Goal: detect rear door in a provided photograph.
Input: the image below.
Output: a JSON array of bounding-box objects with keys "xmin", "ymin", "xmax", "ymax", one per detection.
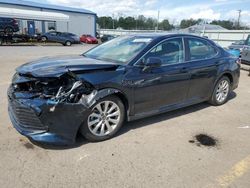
[{"xmin": 184, "ymin": 37, "xmax": 219, "ymax": 102}]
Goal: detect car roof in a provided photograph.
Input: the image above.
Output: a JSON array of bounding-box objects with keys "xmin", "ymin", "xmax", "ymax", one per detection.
[
  {"xmin": 127, "ymin": 33, "xmax": 203, "ymax": 39},
  {"xmin": 125, "ymin": 33, "xmax": 217, "ymax": 45}
]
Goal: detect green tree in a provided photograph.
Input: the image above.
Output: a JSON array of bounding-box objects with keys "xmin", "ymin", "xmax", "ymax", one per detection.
[
  {"xmin": 210, "ymin": 20, "xmax": 235, "ymax": 30},
  {"xmin": 159, "ymin": 19, "xmax": 174, "ymax": 30},
  {"xmin": 97, "ymin": 16, "xmax": 114, "ymax": 29},
  {"xmin": 180, "ymin": 19, "xmax": 202, "ymax": 29}
]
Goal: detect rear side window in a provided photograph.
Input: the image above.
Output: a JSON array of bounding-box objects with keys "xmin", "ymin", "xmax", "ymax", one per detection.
[{"xmin": 187, "ymin": 38, "xmax": 218, "ymax": 60}]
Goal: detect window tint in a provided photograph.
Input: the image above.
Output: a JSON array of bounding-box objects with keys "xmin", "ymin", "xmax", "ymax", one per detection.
[
  {"xmin": 188, "ymin": 38, "xmax": 217, "ymax": 60},
  {"xmin": 144, "ymin": 38, "xmax": 184, "ymax": 65}
]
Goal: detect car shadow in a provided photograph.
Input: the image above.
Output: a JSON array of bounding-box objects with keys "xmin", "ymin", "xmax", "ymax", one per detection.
[{"xmin": 36, "ymin": 91, "xmax": 236, "ymax": 150}]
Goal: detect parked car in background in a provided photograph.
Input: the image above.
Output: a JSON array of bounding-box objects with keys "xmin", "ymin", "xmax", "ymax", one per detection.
[
  {"xmin": 228, "ymin": 40, "xmax": 245, "ymax": 51},
  {"xmin": 80, "ymin": 34, "xmax": 98, "ymax": 44},
  {"xmin": 101, "ymin": 34, "xmax": 116, "ymax": 43},
  {"xmin": 0, "ymin": 17, "xmax": 19, "ymax": 34},
  {"xmin": 240, "ymin": 35, "xmax": 250, "ymax": 65},
  {"xmin": 40, "ymin": 31, "xmax": 80, "ymax": 46},
  {"xmin": 8, "ymin": 34, "xmax": 240, "ymax": 145},
  {"xmin": 96, "ymin": 32, "xmax": 100, "ymax": 39},
  {"xmin": 227, "ymin": 49, "xmax": 241, "ymax": 58}
]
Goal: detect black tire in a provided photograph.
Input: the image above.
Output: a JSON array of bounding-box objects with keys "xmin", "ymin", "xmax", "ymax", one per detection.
[
  {"xmin": 4, "ymin": 27, "xmax": 13, "ymax": 34},
  {"xmin": 41, "ymin": 36, "xmax": 47, "ymax": 42},
  {"xmin": 65, "ymin": 40, "xmax": 72, "ymax": 46},
  {"xmin": 208, "ymin": 76, "xmax": 231, "ymax": 106},
  {"xmin": 80, "ymin": 95, "xmax": 125, "ymax": 142}
]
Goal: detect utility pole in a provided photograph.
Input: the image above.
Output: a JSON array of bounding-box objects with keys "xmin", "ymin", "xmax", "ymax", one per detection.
[
  {"xmin": 156, "ymin": 10, "xmax": 160, "ymax": 31},
  {"xmin": 112, "ymin": 13, "xmax": 115, "ymax": 29},
  {"xmin": 237, "ymin": 10, "xmax": 242, "ymax": 29}
]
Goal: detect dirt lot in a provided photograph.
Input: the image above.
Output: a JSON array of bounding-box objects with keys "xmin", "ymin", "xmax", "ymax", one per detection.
[{"xmin": 0, "ymin": 45, "xmax": 250, "ymax": 188}]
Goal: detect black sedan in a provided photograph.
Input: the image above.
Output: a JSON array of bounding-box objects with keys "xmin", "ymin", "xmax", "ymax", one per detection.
[
  {"xmin": 40, "ymin": 31, "xmax": 80, "ymax": 46},
  {"xmin": 8, "ymin": 34, "xmax": 240, "ymax": 145},
  {"xmin": 100, "ymin": 34, "xmax": 116, "ymax": 43}
]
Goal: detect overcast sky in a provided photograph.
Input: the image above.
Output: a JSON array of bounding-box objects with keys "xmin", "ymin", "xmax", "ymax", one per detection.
[{"xmin": 30, "ymin": 0, "xmax": 250, "ymax": 24}]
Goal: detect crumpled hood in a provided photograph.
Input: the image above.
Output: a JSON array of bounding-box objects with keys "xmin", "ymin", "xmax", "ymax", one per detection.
[{"xmin": 16, "ymin": 55, "xmax": 119, "ymax": 77}]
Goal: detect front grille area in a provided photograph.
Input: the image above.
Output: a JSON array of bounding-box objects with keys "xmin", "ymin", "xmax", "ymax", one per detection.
[{"xmin": 9, "ymin": 100, "xmax": 47, "ymax": 130}]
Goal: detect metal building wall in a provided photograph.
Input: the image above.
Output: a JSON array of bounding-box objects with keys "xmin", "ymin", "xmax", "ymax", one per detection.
[{"xmin": 0, "ymin": 3, "xmax": 96, "ymax": 36}]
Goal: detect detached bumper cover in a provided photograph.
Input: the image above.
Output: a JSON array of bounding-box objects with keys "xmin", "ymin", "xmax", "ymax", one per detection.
[{"xmin": 8, "ymin": 86, "xmax": 89, "ymax": 145}]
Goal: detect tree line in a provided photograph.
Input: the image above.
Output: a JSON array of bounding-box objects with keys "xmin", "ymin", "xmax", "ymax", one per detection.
[{"xmin": 97, "ymin": 16, "xmax": 247, "ymax": 30}]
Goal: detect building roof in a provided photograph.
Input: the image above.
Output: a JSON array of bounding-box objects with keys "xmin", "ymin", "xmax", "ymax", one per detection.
[
  {"xmin": 0, "ymin": 7, "xmax": 69, "ymax": 21},
  {"xmin": 181, "ymin": 24, "xmax": 227, "ymax": 33},
  {"xmin": 0, "ymin": 0, "xmax": 96, "ymax": 15}
]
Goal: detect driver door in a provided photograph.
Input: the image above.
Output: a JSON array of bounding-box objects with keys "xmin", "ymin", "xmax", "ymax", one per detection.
[{"xmin": 130, "ymin": 37, "xmax": 191, "ymax": 115}]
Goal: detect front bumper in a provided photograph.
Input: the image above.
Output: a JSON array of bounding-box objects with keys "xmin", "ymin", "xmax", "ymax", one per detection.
[{"xmin": 7, "ymin": 86, "xmax": 89, "ymax": 145}]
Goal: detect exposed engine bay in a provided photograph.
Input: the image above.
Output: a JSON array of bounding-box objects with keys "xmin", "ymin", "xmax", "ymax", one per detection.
[{"xmin": 12, "ymin": 71, "xmax": 95, "ymax": 104}]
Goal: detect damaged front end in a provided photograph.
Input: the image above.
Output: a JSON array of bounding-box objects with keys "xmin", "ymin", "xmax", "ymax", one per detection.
[{"xmin": 8, "ymin": 71, "xmax": 98, "ymax": 145}]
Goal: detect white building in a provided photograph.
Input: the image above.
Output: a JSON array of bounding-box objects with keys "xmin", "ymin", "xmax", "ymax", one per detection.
[{"xmin": 0, "ymin": 0, "xmax": 97, "ymax": 36}]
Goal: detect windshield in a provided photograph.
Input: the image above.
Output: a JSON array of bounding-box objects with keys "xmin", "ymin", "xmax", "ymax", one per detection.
[{"xmin": 84, "ymin": 36, "xmax": 153, "ymax": 64}]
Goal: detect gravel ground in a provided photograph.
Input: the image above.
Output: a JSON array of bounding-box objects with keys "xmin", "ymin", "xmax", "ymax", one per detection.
[{"xmin": 0, "ymin": 45, "xmax": 250, "ymax": 188}]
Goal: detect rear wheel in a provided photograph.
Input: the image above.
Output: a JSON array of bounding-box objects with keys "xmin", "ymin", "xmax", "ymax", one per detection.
[
  {"xmin": 65, "ymin": 41, "xmax": 72, "ymax": 46},
  {"xmin": 80, "ymin": 96, "xmax": 125, "ymax": 142},
  {"xmin": 209, "ymin": 76, "xmax": 231, "ymax": 106}
]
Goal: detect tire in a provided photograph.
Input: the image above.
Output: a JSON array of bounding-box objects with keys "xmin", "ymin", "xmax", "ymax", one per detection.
[
  {"xmin": 4, "ymin": 27, "xmax": 13, "ymax": 34},
  {"xmin": 208, "ymin": 76, "xmax": 231, "ymax": 106},
  {"xmin": 80, "ymin": 95, "xmax": 125, "ymax": 142},
  {"xmin": 65, "ymin": 41, "xmax": 72, "ymax": 46},
  {"xmin": 41, "ymin": 36, "xmax": 47, "ymax": 42}
]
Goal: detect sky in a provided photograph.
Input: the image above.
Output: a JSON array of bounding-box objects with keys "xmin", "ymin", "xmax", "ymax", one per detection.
[{"xmin": 30, "ymin": 0, "xmax": 250, "ymax": 24}]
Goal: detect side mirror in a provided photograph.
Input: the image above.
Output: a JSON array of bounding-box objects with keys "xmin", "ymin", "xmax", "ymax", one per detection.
[{"xmin": 143, "ymin": 57, "xmax": 162, "ymax": 72}]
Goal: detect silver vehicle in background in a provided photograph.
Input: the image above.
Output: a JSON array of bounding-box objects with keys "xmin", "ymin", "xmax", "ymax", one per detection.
[{"xmin": 241, "ymin": 35, "xmax": 250, "ymax": 65}]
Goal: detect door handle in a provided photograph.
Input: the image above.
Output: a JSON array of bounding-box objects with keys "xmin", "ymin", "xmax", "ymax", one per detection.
[{"xmin": 180, "ymin": 67, "xmax": 189, "ymax": 73}]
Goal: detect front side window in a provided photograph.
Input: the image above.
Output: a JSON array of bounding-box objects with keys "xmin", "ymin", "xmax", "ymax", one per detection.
[
  {"xmin": 188, "ymin": 38, "xmax": 218, "ymax": 60},
  {"xmin": 144, "ymin": 38, "xmax": 184, "ymax": 65}
]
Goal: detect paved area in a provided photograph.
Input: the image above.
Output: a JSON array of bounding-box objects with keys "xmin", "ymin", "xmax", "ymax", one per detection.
[{"xmin": 0, "ymin": 45, "xmax": 250, "ymax": 188}]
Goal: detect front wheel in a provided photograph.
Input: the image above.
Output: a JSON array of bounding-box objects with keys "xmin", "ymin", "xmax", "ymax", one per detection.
[
  {"xmin": 41, "ymin": 36, "xmax": 47, "ymax": 42},
  {"xmin": 209, "ymin": 76, "xmax": 231, "ymax": 106},
  {"xmin": 80, "ymin": 96, "xmax": 125, "ymax": 142}
]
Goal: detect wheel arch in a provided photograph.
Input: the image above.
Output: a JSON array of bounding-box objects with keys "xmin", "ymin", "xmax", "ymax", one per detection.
[
  {"xmin": 90, "ymin": 88, "xmax": 130, "ymax": 120},
  {"xmin": 217, "ymin": 71, "xmax": 234, "ymax": 85}
]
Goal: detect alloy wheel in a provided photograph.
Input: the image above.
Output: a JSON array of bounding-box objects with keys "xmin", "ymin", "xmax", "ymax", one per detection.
[
  {"xmin": 216, "ymin": 80, "xmax": 230, "ymax": 103},
  {"xmin": 87, "ymin": 101, "xmax": 121, "ymax": 137}
]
